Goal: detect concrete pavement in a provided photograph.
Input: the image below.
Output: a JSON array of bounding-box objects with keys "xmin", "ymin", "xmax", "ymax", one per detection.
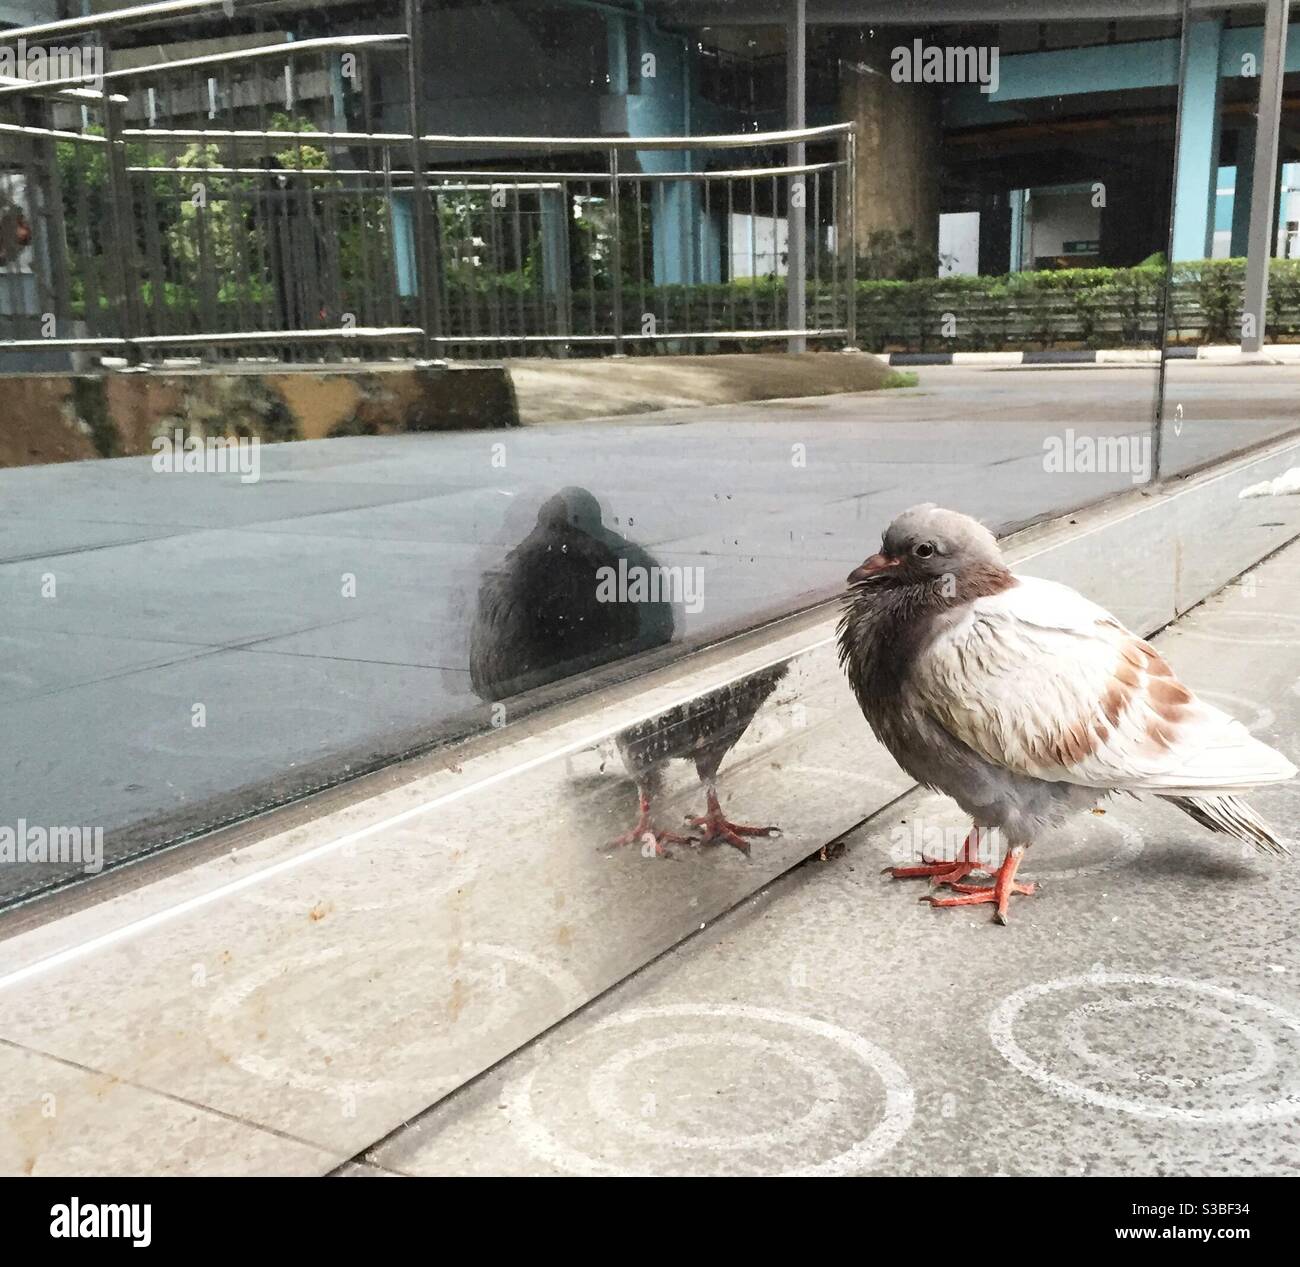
[
  {"xmin": 352, "ymin": 539, "xmax": 1300, "ymax": 1177},
  {"xmin": 507, "ymin": 350, "xmax": 897, "ymax": 423}
]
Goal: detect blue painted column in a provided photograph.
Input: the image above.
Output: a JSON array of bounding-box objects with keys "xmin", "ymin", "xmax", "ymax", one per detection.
[
  {"xmin": 698, "ymin": 208, "xmax": 722, "ymax": 283},
  {"xmin": 646, "ymin": 182, "xmax": 688, "ymax": 285},
  {"xmin": 539, "ymin": 188, "xmax": 569, "ymax": 303},
  {"xmin": 631, "ymin": 25, "xmax": 715, "ymax": 288},
  {"xmin": 1171, "ymin": 12, "xmax": 1225, "ymax": 261},
  {"xmin": 393, "ymin": 193, "xmax": 416, "ymax": 297},
  {"xmin": 606, "ymin": 10, "xmax": 629, "ymax": 95}
]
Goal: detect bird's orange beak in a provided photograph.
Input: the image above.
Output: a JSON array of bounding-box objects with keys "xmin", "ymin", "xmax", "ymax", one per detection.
[{"xmin": 847, "ymin": 552, "xmax": 902, "ymax": 584}]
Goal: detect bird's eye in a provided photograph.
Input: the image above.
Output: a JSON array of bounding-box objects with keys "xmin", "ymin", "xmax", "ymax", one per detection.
[{"xmin": 913, "ymin": 542, "xmax": 935, "ymax": 559}]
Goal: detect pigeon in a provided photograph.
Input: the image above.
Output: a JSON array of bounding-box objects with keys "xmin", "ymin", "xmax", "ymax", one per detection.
[
  {"xmin": 837, "ymin": 504, "xmax": 1296, "ymax": 924},
  {"xmin": 609, "ymin": 662, "xmax": 788, "ymax": 856},
  {"xmin": 469, "ymin": 486, "xmax": 674, "ymax": 702},
  {"xmin": 466, "ymin": 486, "xmax": 783, "ymax": 857}
]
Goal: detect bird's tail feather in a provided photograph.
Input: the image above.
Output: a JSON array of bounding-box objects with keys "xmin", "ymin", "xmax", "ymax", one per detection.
[{"xmin": 1161, "ymin": 793, "xmax": 1291, "ymax": 857}]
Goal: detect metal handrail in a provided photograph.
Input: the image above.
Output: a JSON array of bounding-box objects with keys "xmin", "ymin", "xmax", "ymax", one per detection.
[
  {"xmin": 120, "ymin": 163, "xmax": 836, "ymax": 183},
  {"xmin": 426, "ymin": 330, "xmax": 849, "ymax": 345},
  {"xmin": 0, "ymin": 78, "xmax": 127, "ymax": 105},
  {"xmin": 123, "ymin": 168, "xmax": 568, "ymax": 192},
  {"xmin": 0, "ymin": 328, "xmax": 424, "ymax": 352},
  {"xmin": 416, "ymin": 123, "xmax": 854, "ymax": 151},
  {"xmin": 0, "ymin": 0, "xmax": 241, "ymax": 44},
  {"xmin": 0, "ymin": 34, "xmax": 409, "ymax": 100},
  {"xmin": 120, "ymin": 128, "xmax": 414, "ymax": 144},
  {"xmin": 0, "ymin": 120, "xmax": 110, "ymax": 142},
  {"xmin": 113, "ymin": 123, "xmax": 852, "ymax": 150},
  {"xmin": 0, "ymin": 0, "xmax": 858, "ymax": 367}
]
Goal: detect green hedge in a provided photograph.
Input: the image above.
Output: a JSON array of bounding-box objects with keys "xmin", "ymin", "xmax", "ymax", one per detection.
[
  {"xmin": 58, "ymin": 258, "xmax": 1300, "ymax": 354},
  {"xmin": 852, "ymin": 259, "xmax": 1300, "ymax": 353},
  {"xmin": 459, "ymin": 260, "xmax": 1300, "ymax": 352}
]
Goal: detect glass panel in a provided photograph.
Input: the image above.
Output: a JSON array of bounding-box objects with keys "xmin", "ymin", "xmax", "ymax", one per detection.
[
  {"xmin": 1160, "ymin": 0, "xmax": 1300, "ymax": 477},
  {"xmin": 0, "ymin": 4, "xmax": 1180, "ymax": 914}
]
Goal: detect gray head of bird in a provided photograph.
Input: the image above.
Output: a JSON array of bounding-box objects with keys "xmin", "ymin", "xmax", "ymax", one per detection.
[
  {"xmin": 536, "ymin": 486, "xmax": 605, "ymax": 534},
  {"xmin": 846, "ymin": 504, "xmax": 1006, "ymax": 591}
]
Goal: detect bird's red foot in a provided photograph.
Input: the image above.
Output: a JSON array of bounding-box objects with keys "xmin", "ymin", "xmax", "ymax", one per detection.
[
  {"xmin": 607, "ymin": 820, "xmax": 694, "ymax": 858},
  {"xmin": 686, "ymin": 789, "xmax": 779, "ymax": 856},
  {"xmin": 886, "ymin": 825, "xmax": 989, "ymax": 887},
  {"xmin": 605, "ymin": 796, "xmax": 693, "ymax": 858},
  {"xmin": 885, "ymin": 858, "xmax": 985, "ymax": 885},
  {"xmin": 919, "ymin": 845, "xmax": 1035, "ymax": 925}
]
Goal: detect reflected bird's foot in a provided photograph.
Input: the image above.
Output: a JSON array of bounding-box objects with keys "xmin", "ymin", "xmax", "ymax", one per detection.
[
  {"xmin": 606, "ymin": 812, "xmax": 694, "ymax": 859},
  {"xmin": 685, "ymin": 790, "xmax": 779, "ymax": 857},
  {"xmin": 885, "ymin": 824, "xmax": 990, "ymax": 888}
]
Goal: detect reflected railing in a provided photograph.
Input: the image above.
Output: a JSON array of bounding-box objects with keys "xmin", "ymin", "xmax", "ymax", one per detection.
[{"xmin": 0, "ymin": 0, "xmax": 856, "ymax": 366}]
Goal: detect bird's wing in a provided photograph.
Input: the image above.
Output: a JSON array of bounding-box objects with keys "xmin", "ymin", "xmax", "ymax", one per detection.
[{"xmin": 908, "ymin": 575, "xmax": 1296, "ymax": 793}]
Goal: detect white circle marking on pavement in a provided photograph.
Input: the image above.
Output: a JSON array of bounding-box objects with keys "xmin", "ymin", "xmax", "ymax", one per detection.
[
  {"xmin": 990, "ymin": 972, "xmax": 1300, "ymax": 1123},
  {"xmin": 505, "ymin": 1003, "xmax": 914, "ymax": 1175}
]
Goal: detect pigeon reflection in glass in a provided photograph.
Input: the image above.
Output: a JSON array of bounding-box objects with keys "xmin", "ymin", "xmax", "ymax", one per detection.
[
  {"xmin": 468, "ymin": 486, "xmax": 783, "ymax": 857},
  {"xmin": 469, "ymin": 487, "xmax": 673, "ymax": 702},
  {"xmin": 608, "ymin": 662, "xmax": 788, "ymax": 857}
]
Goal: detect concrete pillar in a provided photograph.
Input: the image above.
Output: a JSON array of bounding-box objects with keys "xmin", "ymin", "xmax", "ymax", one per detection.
[
  {"xmin": 329, "ymin": 56, "xmax": 348, "ymax": 131},
  {"xmin": 539, "ymin": 187, "xmax": 570, "ymax": 310},
  {"xmin": 837, "ymin": 31, "xmax": 941, "ymax": 271},
  {"xmin": 978, "ymin": 190, "xmax": 1012, "ymax": 276},
  {"xmin": 698, "ymin": 209, "xmax": 721, "ymax": 283},
  {"xmin": 651, "ymin": 182, "xmax": 699, "ymax": 285},
  {"xmin": 639, "ymin": 32, "xmax": 712, "ymax": 288},
  {"xmin": 606, "ymin": 10, "xmax": 629, "ymax": 96},
  {"xmin": 1230, "ymin": 130, "xmax": 1255, "ymax": 257},
  {"xmin": 1171, "ymin": 11, "xmax": 1224, "ymax": 262}
]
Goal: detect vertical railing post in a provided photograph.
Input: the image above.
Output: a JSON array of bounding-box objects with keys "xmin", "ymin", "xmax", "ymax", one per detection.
[
  {"xmin": 845, "ymin": 127, "xmax": 857, "ymax": 350},
  {"xmin": 562, "ymin": 183, "xmax": 573, "ymax": 351},
  {"xmin": 99, "ymin": 31, "xmax": 141, "ymax": 364},
  {"xmin": 785, "ymin": 0, "xmax": 806, "ymax": 353},
  {"xmin": 39, "ymin": 126, "xmax": 73, "ymax": 346},
  {"xmin": 609, "ymin": 147, "xmax": 624, "ymax": 355},
  {"xmin": 1241, "ymin": 0, "xmax": 1290, "ymax": 353},
  {"xmin": 404, "ymin": 0, "xmax": 435, "ymax": 358}
]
